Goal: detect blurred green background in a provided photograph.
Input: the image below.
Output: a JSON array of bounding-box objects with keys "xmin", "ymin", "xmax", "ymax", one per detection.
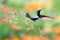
[{"xmin": 0, "ymin": 0, "xmax": 60, "ymax": 40}]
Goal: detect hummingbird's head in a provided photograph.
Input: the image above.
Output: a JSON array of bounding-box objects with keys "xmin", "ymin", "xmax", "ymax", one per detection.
[{"xmin": 25, "ymin": 13, "xmax": 31, "ymax": 18}]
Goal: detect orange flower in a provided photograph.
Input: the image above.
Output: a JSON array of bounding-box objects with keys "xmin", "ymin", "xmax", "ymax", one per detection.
[
  {"xmin": 32, "ymin": 35, "xmax": 39, "ymax": 40},
  {"xmin": 21, "ymin": 35, "xmax": 32, "ymax": 40},
  {"xmin": 39, "ymin": 36, "xmax": 49, "ymax": 40},
  {"xmin": 53, "ymin": 36, "xmax": 60, "ymax": 40},
  {"xmin": 12, "ymin": 36, "xmax": 20, "ymax": 40},
  {"xmin": 21, "ymin": 35, "xmax": 49, "ymax": 40},
  {"xmin": 53, "ymin": 26, "xmax": 60, "ymax": 34},
  {"xmin": 24, "ymin": 2, "xmax": 39, "ymax": 10},
  {"xmin": 53, "ymin": 16, "xmax": 58, "ymax": 19},
  {"xmin": 39, "ymin": 0, "xmax": 46, "ymax": 8},
  {"xmin": 39, "ymin": 0, "xmax": 52, "ymax": 9},
  {"xmin": 12, "ymin": 25, "xmax": 20, "ymax": 30}
]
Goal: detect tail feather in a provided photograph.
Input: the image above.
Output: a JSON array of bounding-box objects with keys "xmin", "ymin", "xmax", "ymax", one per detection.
[{"xmin": 40, "ymin": 15, "xmax": 54, "ymax": 19}]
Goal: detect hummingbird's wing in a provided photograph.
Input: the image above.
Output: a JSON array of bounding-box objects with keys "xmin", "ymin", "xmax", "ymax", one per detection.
[
  {"xmin": 36, "ymin": 10, "xmax": 41, "ymax": 18},
  {"xmin": 36, "ymin": 8, "xmax": 44, "ymax": 18}
]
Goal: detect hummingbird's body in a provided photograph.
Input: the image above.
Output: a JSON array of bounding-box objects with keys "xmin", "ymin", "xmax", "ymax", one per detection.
[{"xmin": 25, "ymin": 9, "xmax": 54, "ymax": 21}]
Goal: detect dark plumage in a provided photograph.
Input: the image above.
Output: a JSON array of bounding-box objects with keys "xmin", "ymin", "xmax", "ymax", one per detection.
[{"xmin": 25, "ymin": 13, "xmax": 38, "ymax": 21}]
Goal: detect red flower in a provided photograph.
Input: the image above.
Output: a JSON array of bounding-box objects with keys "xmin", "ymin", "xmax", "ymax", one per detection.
[
  {"xmin": 1, "ymin": 5, "xmax": 11, "ymax": 13},
  {"xmin": 2, "ymin": 18, "xmax": 8, "ymax": 24},
  {"xmin": 1, "ymin": 5, "xmax": 7, "ymax": 11},
  {"xmin": 12, "ymin": 25, "xmax": 20, "ymax": 30}
]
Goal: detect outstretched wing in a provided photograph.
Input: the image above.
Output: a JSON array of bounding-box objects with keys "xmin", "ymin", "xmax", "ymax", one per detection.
[
  {"xmin": 36, "ymin": 8, "xmax": 44, "ymax": 18},
  {"xmin": 36, "ymin": 10, "xmax": 41, "ymax": 18}
]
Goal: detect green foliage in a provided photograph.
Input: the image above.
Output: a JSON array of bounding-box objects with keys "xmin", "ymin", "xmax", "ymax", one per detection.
[
  {"xmin": 0, "ymin": 0, "xmax": 60, "ymax": 39},
  {"xmin": 0, "ymin": 21, "xmax": 12, "ymax": 38}
]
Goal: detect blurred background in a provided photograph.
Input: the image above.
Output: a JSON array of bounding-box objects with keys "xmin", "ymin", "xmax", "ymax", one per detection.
[{"xmin": 0, "ymin": 0, "xmax": 60, "ymax": 40}]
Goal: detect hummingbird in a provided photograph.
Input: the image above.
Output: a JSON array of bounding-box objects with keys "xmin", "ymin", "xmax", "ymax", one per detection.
[{"xmin": 25, "ymin": 9, "xmax": 54, "ymax": 21}]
